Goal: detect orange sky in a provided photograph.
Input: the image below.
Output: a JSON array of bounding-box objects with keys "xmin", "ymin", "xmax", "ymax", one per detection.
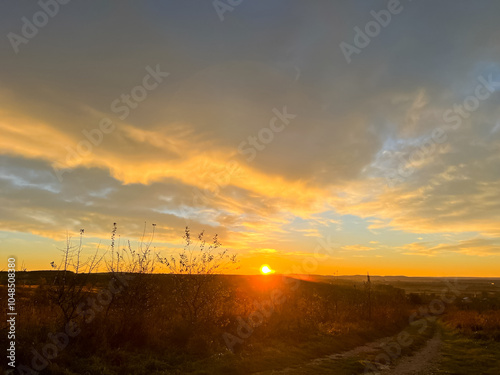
[{"xmin": 1, "ymin": 1, "xmax": 499, "ymax": 277}]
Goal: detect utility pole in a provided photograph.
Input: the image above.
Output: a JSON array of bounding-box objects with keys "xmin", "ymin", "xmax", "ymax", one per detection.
[{"xmin": 366, "ymin": 272, "xmax": 372, "ymax": 321}]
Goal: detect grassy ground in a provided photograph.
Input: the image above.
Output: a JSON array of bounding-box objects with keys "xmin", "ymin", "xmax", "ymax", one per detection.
[
  {"xmin": 15, "ymin": 317, "xmax": 500, "ymax": 374},
  {"xmin": 214, "ymin": 321, "xmax": 436, "ymax": 375},
  {"xmin": 435, "ymin": 325, "xmax": 500, "ymax": 375},
  {"xmin": 42, "ymin": 324, "xmax": 407, "ymax": 374},
  {"xmin": 357, "ymin": 319, "xmax": 500, "ymax": 375},
  {"xmin": 245, "ymin": 319, "xmax": 500, "ymax": 375}
]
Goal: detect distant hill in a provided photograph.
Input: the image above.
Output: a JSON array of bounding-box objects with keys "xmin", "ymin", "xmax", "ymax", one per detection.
[{"xmin": 1, "ymin": 271, "xmax": 499, "ymax": 294}]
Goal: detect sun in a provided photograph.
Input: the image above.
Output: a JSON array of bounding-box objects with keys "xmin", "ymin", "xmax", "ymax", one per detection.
[{"xmin": 260, "ymin": 264, "xmax": 274, "ymax": 275}]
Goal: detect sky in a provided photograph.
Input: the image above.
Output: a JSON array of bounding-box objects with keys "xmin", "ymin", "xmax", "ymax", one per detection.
[{"xmin": 0, "ymin": 0, "xmax": 499, "ymax": 276}]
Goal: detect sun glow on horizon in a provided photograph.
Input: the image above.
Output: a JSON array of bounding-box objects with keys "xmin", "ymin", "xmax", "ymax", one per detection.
[{"xmin": 260, "ymin": 264, "xmax": 275, "ymax": 275}]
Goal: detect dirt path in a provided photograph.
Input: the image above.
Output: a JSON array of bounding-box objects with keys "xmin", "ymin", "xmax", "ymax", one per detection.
[
  {"xmin": 308, "ymin": 335, "xmax": 396, "ymax": 367},
  {"xmin": 380, "ymin": 329, "xmax": 442, "ymax": 375},
  {"xmin": 254, "ymin": 328, "xmax": 442, "ymax": 374},
  {"xmin": 253, "ymin": 334, "xmax": 401, "ymax": 374}
]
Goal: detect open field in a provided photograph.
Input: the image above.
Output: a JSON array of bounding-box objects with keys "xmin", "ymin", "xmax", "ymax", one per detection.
[{"xmin": 2, "ymin": 271, "xmax": 499, "ymax": 374}]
